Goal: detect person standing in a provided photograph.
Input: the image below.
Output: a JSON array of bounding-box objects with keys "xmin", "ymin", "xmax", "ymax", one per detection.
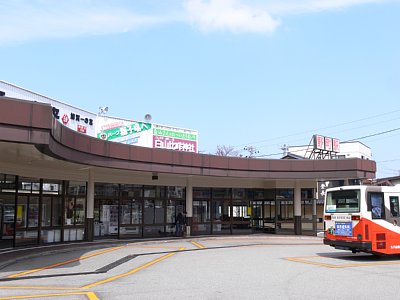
[{"xmin": 175, "ymin": 212, "xmax": 184, "ymax": 237}]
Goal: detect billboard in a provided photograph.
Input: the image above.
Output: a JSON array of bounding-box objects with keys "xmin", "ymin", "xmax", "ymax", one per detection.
[
  {"xmin": 96, "ymin": 118, "xmax": 153, "ymax": 147},
  {"xmin": 153, "ymin": 126, "xmax": 198, "ymax": 152},
  {"xmin": 313, "ymin": 135, "xmax": 340, "ymax": 153},
  {"xmin": 52, "ymin": 104, "xmax": 97, "ymax": 136},
  {"xmin": 96, "ymin": 116, "xmax": 198, "ymax": 153}
]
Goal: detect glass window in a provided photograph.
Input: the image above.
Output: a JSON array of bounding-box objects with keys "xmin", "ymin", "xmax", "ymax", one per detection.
[
  {"xmin": 16, "ymin": 196, "xmax": 27, "ymax": 228},
  {"xmin": 212, "ymin": 188, "xmax": 231, "ymax": 200},
  {"xmin": 120, "ymin": 184, "xmax": 143, "ymax": 198},
  {"xmin": 65, "ymin": 197, "xmax": 85, "ymax": 225},
  {"xmin": 68, "ymin": 181, "xmax": 86, "ymax": 196},
  {"xmin": 144, "ymin": 186, "xmax": 156, "ymax": 198},
  {"xmin": 120, "ymin": 198, "xmax": 132, "ymax": 225},
  {"xmin": 276, "ymin": 189, "xmax": 294, "ymax": 221},
  {"xmin": 264, "ymin": 200, "xmax": 275, "ymax": 220},
  {"xmin": 193, "ymin": 200, "xmax": 211, "ymax": 223},
  {"xmin": 52, "ymin": 197, "xmax": 62, "ymax": 226},
  {"xmin": 75, "ymin": 198, "xmax": 85, "ymax": 225},
  {"xmin": 28, "ymin": 197, "xmax": 39, "ymax": 227},
  {"xmin": 233, "ymin": 188, "xmax": 245, "ymax": 200},
  {"xmin": 213, "ymin": 200, "xmax": 230, "ymax": 221},
  {"xmin": 232, "ymin": 199, "xmax": 250, "ymax": 220},
  {"xmin": 43, "ymin": 181, "xmax": 62, "ymax": 195},
  {"xmin": 301, "ymin": 188, "xmax": 315, "ymax": 220},
  {"xmin": 326, "ymin": 190, "xmax": 360, "ymax": 213},
  {"xmin": 65, "ymin": 198, "xmax": 75, "ymax": 225},
  {"xmin": 95, "ymin": 183, "xmax": 118, "ymax": 197},
  {"xmin": 369, "ymin": 192, "xmax": 385, "ymax": 219},
  {"xmin": 154, "ymin": 199, "xmax": 165, "ymax": 224},
  {"xmin": 193, "ymin": 188, "xmax": 211, "ymax": 199},
  {"xmin": 254, "ymin": 190, "xmax": 265, "ymax": 200},
  {"xmin": 144, "ymin": 199, "xmax": 155, "ymax": 224},
  {"xmin": 0, "ymin": 174, "xmax": 16, "ymax": 192},
  {"xmin": 390, "ymin": 196, "xmax": 399, "ymax": 217},
  {"xmin": 19, "ymin": 178, "xmax": 40, "ymax": 194},
  {"xmin": 167, "ymin": 186, "xmax": 185, "ymax": 199},
  {"xmin": 42, "ymin": 197, "xmax": 52, "ymax": 227}
]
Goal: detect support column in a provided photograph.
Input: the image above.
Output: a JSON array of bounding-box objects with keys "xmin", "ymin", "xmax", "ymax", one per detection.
[
  {"xmin": 312, "ymin": 196, "xmax": 317, "ymax": 235},
  {"xmin": 86, "ymin": 169, "xmax": 94, "ymax": 242},
  {"xmin": 185, "ymin": 177, "xmax": 193, "ymax": 237},
  {"xmin": 294, "ymin": 181, "xmax": 302, "ymax": 235}
]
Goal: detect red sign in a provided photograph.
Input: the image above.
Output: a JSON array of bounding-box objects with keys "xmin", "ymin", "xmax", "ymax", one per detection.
[
  {"xmin": 61, "ymin": 114, "xmax": 69, "ymax": 125},
  {"xmin": 77, "ymin": 125, "xmax": 87, "ymax": 133},
  {"xmin": 325, "ymin": 137, "xmax": 332, "ymax": 151},
  {"xmin": 332, "ymin": 139, "xmax": 340, "ymax": 152},
  {"xmin": 314, "ymin": 135, "xmax": 325, "ymax": 150}
]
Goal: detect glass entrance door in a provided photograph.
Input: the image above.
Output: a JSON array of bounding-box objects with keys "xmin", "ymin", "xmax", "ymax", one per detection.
[
  {"xmin": 94, "ymin": 199, "xmax": 119, "ymax": 238},
  {"xmin": 251, "ymin": 200, "xmax": 263, "ymax": 232},
  {"xmin": 0, "ymin": 196, "xmax": 15, "ymax": 248}
]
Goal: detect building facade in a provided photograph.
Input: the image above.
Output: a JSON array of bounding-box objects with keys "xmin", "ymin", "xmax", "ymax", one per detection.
[{"xmin": 0, "ymin": 96, "xmax": 376, "ymax": 248}]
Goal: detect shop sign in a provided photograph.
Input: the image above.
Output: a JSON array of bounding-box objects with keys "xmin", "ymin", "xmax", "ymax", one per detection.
[
  {"xmin": 153, "ymin": 128, "xmax": 197, "ymax": 141},
  {"xmin": 153, "ymin": 136, "xmax": 197, "ymax": 152},
  {"xmin": 52, "ymin": 105, "xmax": 95, "ymax": 136},
  {"xmin": 97, "ymin": 122, "xmax": 152, "ymax": 141}
]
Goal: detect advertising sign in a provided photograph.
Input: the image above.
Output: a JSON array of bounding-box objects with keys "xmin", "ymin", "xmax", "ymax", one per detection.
[
  {"xmin": 325, "ymin": 137, "xmax": 332, "ymax": 151},
  {"xmin": 97, "ymin": 118, "xmax": 152, "ymax": 147},
  {"xmin": 332, "ymin": 138, "xmax": 340, "ymax": 153},
  {"xmin": 96, "ymin": 117, "xmax": 198, "ymax": 153},
  {"xmin": 314, "ymin": 135, "xmax": 325, "ymax": 150},
  {"xmin": 52, "ymin": 105, "xmax": 96, "ymax": 136},
  {"xmin": 153, "ymin": 125, "xmax": 198, "ymax": 153},
  {"xmin": 335, "ymin": 222, "xmax": 352, "ymax": 236},
  {"xmin": 313, "ymin": 135, "xmax": 340, "ymax": 153}
]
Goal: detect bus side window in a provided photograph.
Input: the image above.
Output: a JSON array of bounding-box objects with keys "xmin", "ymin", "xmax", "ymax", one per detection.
[
  {"xmin": 390, "ymin": 196, "xmax": 399, "ymax": 217},
  {"xmin": 368, "ymin": 192, "xmax": 385, "ymax": 219}
]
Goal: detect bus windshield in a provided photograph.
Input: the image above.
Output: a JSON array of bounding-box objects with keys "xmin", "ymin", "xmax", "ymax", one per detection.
[{"xmin": 325, "ymin": 189, "xmax": 360, "ymax": 213}]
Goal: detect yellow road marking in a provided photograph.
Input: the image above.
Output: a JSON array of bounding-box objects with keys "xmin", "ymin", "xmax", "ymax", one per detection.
[
  {"xmin": 0, "ymin": 286, "xmax": 81, "ymax": 290},
  {"xmin": 7, "ymin": 246, "xmax": 124, "ymax": 278},
  {"xmin": 191, "ymin": 241, "xmax": 205, "ymax": 249},
  {"xmin": 286, "ymin": 256, "xmax": 400, "ymax": 268},
  {"xmin": 0, "ymin": 291, "xmax": 99, "ymax": 300},
  {"xmin": 286, "ymin": 257, "xmax": 340, "ymax": 268},
  {"xmin": 80, "ymin": 248, "xmax": 185, "ymax": 289},
  {"xmin": 127, "ymin": 245, "xmax": 183, "ymax": 249}
]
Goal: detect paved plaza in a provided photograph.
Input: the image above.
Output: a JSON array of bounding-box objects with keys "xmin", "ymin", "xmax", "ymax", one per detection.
[{"xmin": 1, "ymin": 235, "xmax": 400, "ymax": 299}]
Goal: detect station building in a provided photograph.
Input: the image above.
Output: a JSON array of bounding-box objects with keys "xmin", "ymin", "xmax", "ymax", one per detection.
[{"xmin": 0, "ymin": 83, "xmax": 376, "ymax": 248}]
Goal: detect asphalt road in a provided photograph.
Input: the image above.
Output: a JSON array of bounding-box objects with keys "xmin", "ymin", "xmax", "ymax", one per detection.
[{"xmin": 1, "ymin": 235, "xmax": 400, "ymax": 300}]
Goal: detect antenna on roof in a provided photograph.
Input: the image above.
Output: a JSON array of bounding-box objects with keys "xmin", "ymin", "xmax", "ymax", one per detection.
[
  {"xmin": 99, "ymin": 106, "xmax": 109, "ymax": 115},
  {"xmin": 144, "ymin": 114, "xmax": 152, "ymax": 122}
]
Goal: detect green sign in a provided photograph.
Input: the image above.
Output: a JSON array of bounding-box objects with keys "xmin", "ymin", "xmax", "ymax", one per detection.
[
  {"xmin": 98, "ymin": 122, "xmax": 151, "ymax": 141},
  {"xmin": 153, "ymin": 128, "xmax": 197, "ymax": 141}
]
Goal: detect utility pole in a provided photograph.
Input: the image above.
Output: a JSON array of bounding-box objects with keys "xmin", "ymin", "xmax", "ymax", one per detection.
[{"xmin": 243, "ymin": 146, "xmax": 259, "ymax": 158}]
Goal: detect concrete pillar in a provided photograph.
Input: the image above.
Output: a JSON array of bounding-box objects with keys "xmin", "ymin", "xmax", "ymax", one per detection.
[
  {"xmin": 312, "ymin": 198, "xmax": 317, "ymax": 234},
  {"xmin": 185, "ymin": 177, "xmax": 193, "ymax": 236},
  {"xmin": 86, "ymin": 169, "xmax": 94, "ymax": 241},
  {"xmin": 294, "ymin": 181, "xmax": 302, "ymax": 235}
]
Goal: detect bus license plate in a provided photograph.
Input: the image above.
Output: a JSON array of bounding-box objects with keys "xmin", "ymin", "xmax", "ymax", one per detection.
[{"xmin": 335, "ymin": 222, "xmax": 352, "ymax": 236}]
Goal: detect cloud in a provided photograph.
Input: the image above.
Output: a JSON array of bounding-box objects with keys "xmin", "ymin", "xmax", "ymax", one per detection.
[
  {"xmin": 0, "ymin": 0, "xmax": 390, "ymax": 45},
  {"xmin": 0, "ymin": 1, "xmax": 168, "ymax": 45},
  {"xmin": 183, "ymin": 0, "xmax": 280, "ymax": 33}
]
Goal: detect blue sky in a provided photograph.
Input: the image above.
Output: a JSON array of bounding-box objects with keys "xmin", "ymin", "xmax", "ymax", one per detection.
[{"xmin": 1, "ymin": 0, "xmax": 400, "ymax": 178}]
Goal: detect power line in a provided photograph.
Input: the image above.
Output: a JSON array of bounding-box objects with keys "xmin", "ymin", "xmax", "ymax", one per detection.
[
  {"xmin": 233, "ymin": 108, "xmax": 400, "ymax": 150},
  {"xmin": 255, "ymin": 126, "xmax": 400, "ymax": 159},
  {"xmin": 344, "ymin": 127, "xmax": 400, "ymax": 142}
]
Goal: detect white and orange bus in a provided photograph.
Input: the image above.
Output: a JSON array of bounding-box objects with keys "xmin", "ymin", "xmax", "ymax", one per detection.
[{"xmin": 323, "ymin": 185, "xmax": 400, "ymax": 255}]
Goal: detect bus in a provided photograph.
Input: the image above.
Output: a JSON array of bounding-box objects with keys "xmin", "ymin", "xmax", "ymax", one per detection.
[{"xmin": 323, "ymin": 185, "xmax": 400, "ymax": 255}]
